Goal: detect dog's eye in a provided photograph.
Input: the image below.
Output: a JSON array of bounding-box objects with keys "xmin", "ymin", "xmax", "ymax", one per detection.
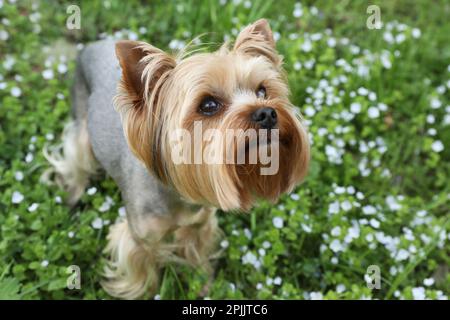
[
  {"xmin": 199, "ymin": 96, "xmax": 221, "ymax": 115},
  {"xmin": 256, "ymin": 85, "xmax": 267, "ymax": 99}
]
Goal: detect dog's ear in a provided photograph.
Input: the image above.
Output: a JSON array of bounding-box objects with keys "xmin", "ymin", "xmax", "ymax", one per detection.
[
  {"xmin": 115, "ymin": 40, "xmax": 176, "ymax": 182},
  {"xmin": 115, "ymin": 40, "xmax": 176, "ymax": 102},
  {"xmin": 233, "ymin": 19, "xmax": 281, "ymax": 66}
]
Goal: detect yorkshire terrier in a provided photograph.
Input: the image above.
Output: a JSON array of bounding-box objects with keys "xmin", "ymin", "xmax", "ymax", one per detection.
[{"xmin": 45, "ymin": 19, "xmax": 309, "ymax": 299}]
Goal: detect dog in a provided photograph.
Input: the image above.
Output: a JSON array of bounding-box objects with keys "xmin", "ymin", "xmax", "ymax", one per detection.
[{"xmin": 44, "ymin": 19, "xmax": 309, "ymax": 299}]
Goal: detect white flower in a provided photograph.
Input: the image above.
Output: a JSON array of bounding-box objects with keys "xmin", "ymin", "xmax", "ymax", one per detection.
[
  {"xmin": 395, "ymin": 33, "xmax": 406, "ymax": 43},
  {"xmin": 301, "ymin": 39, "xmax": 312, "ymax": 52},
  {"xmin": 336, "ymin": 284, "xmax": 346, "ymax": 293},
  {"xmin": 262, "ymin": 241, "xmax": 271, "ymax": 249},
  {"xmin": 154, "ymin": 294, "xmax": 161, "ymax": 300},
  {"xmin": 118, "ymin": 206, "xmax": 126, "ymax": 217},
  {"xmin": 368, "ymin": 106, "xmax": 380, "ymax": 118},
  {"xmin": 57, "ymin": 63, "xmax": 68, "ymax": 74},
  {"xmin": 42, "ymin": 69, "xmax": 54, "ymax": 80},
  {"xmin": 10, "ymin": 86, "xmax": 22, "ymax": 97},
  {"xmin": 317, "ymin": 128, "xmax": 328, "ymax": 136},
  {"xmin": 273, "ymin": 276, "xmax": 282, "ymax": 285},
  {"xmin": 128, "ymin": 31, "xmax": 138, "ymax": 41},
  {"xmin": 293, "ymin": 6, "xmax": 303, "ymax": 18},
  {"xmin": 383, "ymin": 32, "xmax": 394, "ymax": 43},
  {"xmin": 417, "ymin": 210, "xmax": 427, "ymax": 217},
  {"xmin": 68, "ymin": 231, "xmax": 75, "ymax": 238},
  {"xmin": 290, "ymin": 193, "xmax": 300, "ymax": 201},
  {"xmin": 301, "ymin": 224, "xmax": 312, "ymax": 233},
  {"xmin": 87, "ymin": 187, "xmax": 97, "ymax": 195},
  {"xmin": 331, "ymin": 226, "xmax": 341, "ymax": 236},
  {"xmin": 330, "ymin": 239, "xmax": 343, "ymax": 253},
  {"xmin": 0, "ymin": 30, "xmax": 9, "ymax": 41},
  {"xmin": 442, "ymin": 114, "xmax": 450, "ymax": 126},
  {"xmin": 55, "ymin": 196, "xmax": 62, "ymax": 203},
  {"xmin": 331, "ymin": 256, "xmax": 338, "ymax": 264},
  {"xmin": 412, "ymin": 28, "xmax": 421, "ymax": 38},
  {"xmin": 436, "ymin": 291, "xmax": 447, "ymax": 300},
  {"xmin": 412, "ymin": 287, "xmax": 426, "ymax": 300},
  {"xmin": 357, "ymin": 87, "xmax": 369, "ymax": 96},
  {"xmin": 431, "ymin": 140, "xmax": 444, "ymax": 153},
  {"xmin": 99, "ymin": 197, "xmax": 113, "ymax": 212},
  {"xmin": 14, "ymin": 171, "xmax": 24, "ymax": 181},
  {"xmin": 327, "ymin": 38, "xmax": 336, "ymax": 47},
  {"xmin": 328, "ymin": 201, "xmax": 340, "ymax": 215},
  {"xmin": 370, "ymin": 219, "xmax": 380, "ymax": 228},
  {"xmin": 378, "ymin": 103, "xmax": 388, "ymax": 111},
  {"xmin": 341, "ymin": 200, "xmax": 352, "ymax": 211},
  {"xmin": 309, "ymin": 292, "xmax": 323, "ymax": 300},
  {"xmin": 363, "ymin": 205, "xmax": 377, "ymax": 215},
  {"xmin": 12, "ymin": 191, "xmax": 24, "ymax": 204},
  {"xmin": 3, "ymin": 56, "xmax": 15, "ymax": 70},
  {"xmin": 45, "ymin": 133, "xmax": 54, "ymax": 141},
  {"xmin": 347, "ymin": 223, "xmax": 360, "ymax": 240},
  {"xmin": 293, "ymin": 61, "xmax": 302, "ymax": 70},
  {"xmin": 430, "ymin": 97, "xmax": 442, "ymax": 109},
  {"xmin": 256, "ymin": 283, "xmax": 263, "ymax": 290},
  {"xmin": 304, "ymin": 106, "xmax": 315, "ymax": 117},
  {"xmin": 423, "ymin": 278, "xmax": 434, "ymax": 286},
  {"xmin": 368, "ymin": 92, "xmax": 377, "ymax": 101},
  {"xmin": 386, "ymin": 195, "xmax": 402, "ymax": 211},
  {"xmin": 25, "ymin": 152, "xmax": 33, "ymax": 163},
  {"xmin": 335, "ymin": 186, "xmax": 346, "ymax": 194},
  {"xmin": 28, "ymin": 203, "xmax": 39, "ymax": 212},
  {"xmin": 91, "ymin": 217, "xmax": 103, "ymax": 229},
  {"xmin": 241, "ymin": 251, "xmax": 257, "ymax": 265},
  {"xmin": 437, "ymin": 85, "xmax": 446, "ymax": 94},
  {"xmin": 220, "ymin": 240, "xmax": 229, "ymax": 249},
  {"xmin": 389, "ymin": 266, "xmax": 398, "ymax": 276},
  {"xmin": 444, "ymin": 114, "xmax": 450, "ymax": 125},
  {"xmin": 168, "ymin": 39, "xmax": 185, "ymax": 51},
  {"xmin": 350, "ymin": 102, "xmax": 362, "ymax": 114},
  {"xmin": 41, "ymin": 260, "xmax": 49, "ymax": 268},
  {"xmin": 380, "ymin": 52, "xmax": 392, "ymax": 69},
  {"xmin": 304, "ymin": 59, "xmax": 315, "ymax": 69},
  {"xmin": 272, "ymin": 216, "xmax": 284, "ymax": 229},
  {"xmin": 325, "ymin": 145, "xmax": 342, "ymax": 164},
  {"xmin": 396, "ymin": 248, "xmax": 409, "ymax": 261}
]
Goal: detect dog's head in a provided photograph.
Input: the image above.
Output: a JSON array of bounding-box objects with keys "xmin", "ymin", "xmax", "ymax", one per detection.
[{"xmin": 114, "ymin": 19, "xmax": 309, "ymax": 211}]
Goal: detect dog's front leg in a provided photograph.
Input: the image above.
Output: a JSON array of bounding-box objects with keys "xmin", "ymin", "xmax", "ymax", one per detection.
[
  {"xmin": 102, "ymin": 210, "xmax": 178, "ymax": 299},
  {"xmin": 174, "ymin": 207, "xmax": 221, "ymax": 272}
]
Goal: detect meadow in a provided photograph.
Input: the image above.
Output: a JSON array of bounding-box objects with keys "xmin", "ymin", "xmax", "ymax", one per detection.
[{"xmin": 0, "ymin": 0, "xmax": 449, "ymax": 299}]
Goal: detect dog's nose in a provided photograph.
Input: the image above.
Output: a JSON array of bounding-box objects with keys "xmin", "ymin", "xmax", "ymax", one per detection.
[{"xmin": 251, "ymin": 107, "xmax": 277, "ymax": 129}]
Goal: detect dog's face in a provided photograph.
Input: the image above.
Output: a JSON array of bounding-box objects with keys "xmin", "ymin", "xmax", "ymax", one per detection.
[{"xmin": 115, "ymin": 19, "xmax": 309, "ymax": 211}]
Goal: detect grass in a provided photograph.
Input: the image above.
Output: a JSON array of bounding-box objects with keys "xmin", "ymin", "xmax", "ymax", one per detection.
[{"xmin": 0, "ymin": 0, "xmax": 449, "ymax": 300}]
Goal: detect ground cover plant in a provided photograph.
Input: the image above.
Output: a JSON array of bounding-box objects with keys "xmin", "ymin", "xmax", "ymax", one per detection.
[{"xmin": 0, "ymin": 0, "xmax": 449, "ymax": 299}]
